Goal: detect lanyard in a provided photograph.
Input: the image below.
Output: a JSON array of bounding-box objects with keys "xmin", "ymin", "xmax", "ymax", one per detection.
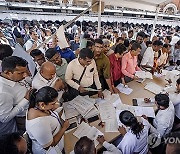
[{"xmin": 50, "ymin": 111, "xmax": 62, "ymax": 127}]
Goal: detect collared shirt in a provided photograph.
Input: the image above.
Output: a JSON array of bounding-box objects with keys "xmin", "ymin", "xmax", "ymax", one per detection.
[
  {"xmin": 157, "ymin": 52, "xmax": 168, "ymax": 66},
  {"xmin": 0, "ymin": 76, "xmax": 29, "ymax": 135},
  {"xmin": 117, "ymin": 118, "xmax": 150, "ymax": 154},
  {"xmin": 122, "ymin": 52, "xmax": 141, "ymax": 78},
  {"xmin": 141, "ymin": 47, "xmax": 154, "ymax": 67},
  {"xmin": 56, "ymin": 46, "xmax": 75, "ymax": 63},
  {"xmin": 65, "ymin": 58, "xmax": 101, "ymax": 90},
  {"xmin": 108, "ymin": 53, "xmax": 123, "ymax": 84},
  {"xmin": 95, "ymin": 53, "xmax": 111, "ymax": 79},
  {"xmin": 150, "ymin": 102, "xmax": 175, "ymax": 137},
  {"xmin": 140, "ymin": 42, "xmax": 147, "ymax": 57},
  {"xmin": 32, "ymin": 72, "xmax": 57, "ymax": 90},
  {"xmin": 169, "ymin": 93, "xmax": 180, "ymax": 119},
  {"xmin": 56, "ymin": 58, "xmax": 68, "ymax": 81}
]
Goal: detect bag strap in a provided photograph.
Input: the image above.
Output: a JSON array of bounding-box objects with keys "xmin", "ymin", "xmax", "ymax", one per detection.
[{"xmin": 79, "ymin": 66, "xmax": 87, "ymax": 83}]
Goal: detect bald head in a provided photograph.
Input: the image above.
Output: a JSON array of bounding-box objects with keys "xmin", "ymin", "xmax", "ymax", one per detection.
[{"xmin": 40, "ymin": 61, "xmax": 56, "ymax": 80}]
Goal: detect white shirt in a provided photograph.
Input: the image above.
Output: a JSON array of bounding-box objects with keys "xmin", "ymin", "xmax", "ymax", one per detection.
[
  {"xmin": 150, "ymin": 102, "xmax": 175, "ymax": 137},
  {"xmin": 169, "ymin": 93, "xmax": 180, "ymax": 119},
  {"xmin": 157, "ymin": 52, "xmax": 168, "ymax": 66},
  {"xmin": 0, "ymin": 76, "xmax": 29, "ymax": 135},
  {"xmin": 117, "ymin": 118, "xmax": 150, "ymax": 154},
  {"xmin": 26, "ymin": 111, "xmax": 64, "ymax": 154},
  {"xmin": 141, "ymin": 47, "xmax": 154, "ymax": 67},
  {"xmin": 103, "ymin": 141, "xmax": 122, "ymax": 154}
]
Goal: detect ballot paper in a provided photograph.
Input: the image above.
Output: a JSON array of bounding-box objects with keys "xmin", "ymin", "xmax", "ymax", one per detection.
[
  {"xmin": 134, "ymin": 106, "xmax": 155, "ymax": 118},
  {"xmin": 73, "ymin": 122, "xmax": 103, "ymax": 147},
  {"xmin": 84, "ymin": 106, "xmax": 99, "ymax": 119},
  {"xmin": 116, "ymin": 83, "xmax": 133, "ymax": 95},
  {"xmin": 63, "ymin": 102, "xmax": 79, "ymax": 119},
  {"xmin": 98, "ymin": 103, "xmax": 116, "ymax": 122},
  {"xmin": 116, "ymin": 110, "xmax": 125, "ymax": 126},
  {"xmin": 144, "ymin": 82, "xmax": 163, "ymax": 94},
  {"xmin": 56, "ymin": 25, "xmax": 69, "ymax": 49},
  {"xmin": 105, "ymin": 119, "xmax": 119, "ymax": 132},
  {"xmin": 135, "ymin": 71, "xmax": 153, "ymax": 79},
  {"xmin": 136, "ymin": 98, "xmax": 155, "ymax": 107},
  {"xmin": 116, "ymin": 104, "xmax": 136, "ymax": 115}
]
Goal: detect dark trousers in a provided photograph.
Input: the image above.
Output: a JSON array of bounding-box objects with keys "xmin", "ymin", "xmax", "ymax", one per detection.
[{"xmin": 99, "ymin": 76, "xmax": 109, "ymax": 90}]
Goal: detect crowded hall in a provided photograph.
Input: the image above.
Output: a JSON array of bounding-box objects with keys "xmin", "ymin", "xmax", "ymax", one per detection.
[{"xmin": 0, "ymin": 0, "xmax": 180, "ymax": 154}]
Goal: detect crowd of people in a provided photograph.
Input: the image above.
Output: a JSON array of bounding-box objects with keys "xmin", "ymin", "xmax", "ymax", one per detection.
[{"xmin": 0, "ymin": 19, "xmax": 180, "ymax": 154}]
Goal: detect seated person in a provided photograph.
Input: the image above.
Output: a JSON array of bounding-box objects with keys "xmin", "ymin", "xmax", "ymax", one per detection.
[
  {"xmin": 75, "ymin": 136, "xmax": 122, "ymax": 154},
  {"xmin": 26, "ymin": 86, "xmax": 70, "ymax": 154},
  {"xmin": 0, "ymin": 132, "xmax": 27, "ymax": 154},
  {"xmin": 143, "ymin": 94, "xmax": 175, "ymax": 138},
  {"xmin": 121, "ymin": 42, "xmax": 142, "ymax": 82},
  {"xmin": 117, "ymin": 110, "xmax": 150, "ymax": 154},
  {"xmin": 169, "ymin": 78, "xmax": 180, "ymax": 124},
  {"xmin": 32, "ymin": 61, "xmax": 65, "ymax": 92},
  {"xmin": 64, "ymin": 48, "xmax": 103, "ymax": 101},
  {"xmin": 108, "ymin": 44, "xmax": 126, "ymax": 92},
  {"xmin": 45, "ymin": 48, "xmax": 68, "ymax": 81},
  {"xmin": 30, "ymin": 49, "xmax": 46, "ymax": 70}
]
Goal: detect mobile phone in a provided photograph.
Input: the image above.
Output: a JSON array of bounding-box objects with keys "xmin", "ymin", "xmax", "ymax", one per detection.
[
  {"xmin": 132, "ymin": 99, "xmax": 138, "ymax": 106},
  {"xmin": 66, "ymin": 122, "xmax": 77, "ymax": 131},
  {"xmin": 87, "ymin": 115, "xmax": 99, "ymax": 123}
]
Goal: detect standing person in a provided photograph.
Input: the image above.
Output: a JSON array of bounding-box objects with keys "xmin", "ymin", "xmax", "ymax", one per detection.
[
  {"xmin": 121, "ymin": 42, "xmax": 142, "ymax": 82},
  {"xmin": 26, "ymin": 86, "xmax": 70, "ymax": 154},
  {"xmin": 70, "ymin": 35, "xmax": 80, "ymax": 51}
]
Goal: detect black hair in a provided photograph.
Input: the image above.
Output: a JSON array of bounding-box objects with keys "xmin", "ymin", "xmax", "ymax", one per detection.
[
  {"xmin": 99, "ymin": 35, "xmax": 106, "ymax": 40},
  {"xmin": 155, "ymin": 93, "xmax": 169, "ymax": 108},
  {"xmin": 115, "ymin": 44, "xmax": 126, "ymax": 55},
  {"xmin": 146, "ymin": 41, "xmax": 152, "ymax": 47},
  {"xmin": 83, "ymin": 33, "xmax": 90, "ymax": 39},
  {"xmin": 29, "ymin": 86, "xmax": 58, "ymax": 109},
  {"xmin": 79, "ymin": 48, "xmax": 94, "ymax": 60},
  {"xmin": 124, "ymin": 39, "xmax": 129, "ymax": 48},
  {"xmin": 45, "ymin": 48, "xmax": 58, "ymax": 60},
  {"xmin": 131, "ymin": 42, "xmax": 141, "ymax": 51},
  {"xmin": 177, "ymin": 78, "xmax": 180, "ymax": 85},
  {"xmin": 30, "ymin": 49, "xmax": 43, "ymax": 58},
  {"xmin": 1, "ymin": 56, "xmax": 28, "ymax": 73},
  {"xmin": 119, "ymin": 110, "xmax": 143, "ymax": 139},
  {"xmin": 86, "ymin": 40, "xmax": 95, "ymax": 49},
  {"xmin": 137, "ymin": 31, "xmax": 145, "ymax": 38},
  {"xmin": 94, "ymin": 38, "xmax": 103, "ymax": 45},
  {"xmin": 116, "ymin": 37, "xmax": 124, "ymax": 43},
  {"xmin": 163, "ymin": 44, "xmax": 169, "ymax": 48},
  {"xmin": 74, "ymin": 136, "xmax": 95, "ymax": 154},
  {"xmin": 0, "ymin": 132, "xmax": 23, "ymax": 154},
  {"xmin": 128, "ymin": 30, "xmax": 133, "ymax": 34},
  {"xmin": 152, "ymin": 40, "xmax": 161, "ymax": 46},
  {"xmin": 0, "ymin": 44, "xmax": 13, "ymax": 60},
  {"xmin": 106, "ymin": 34, "xmax": 112, "ymax": 40},
  {"xmin": 165, "ymin": 36, "xmax": 172, "ymax": 43}
]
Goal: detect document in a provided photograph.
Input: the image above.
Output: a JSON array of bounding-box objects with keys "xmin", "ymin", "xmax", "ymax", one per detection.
[
  {"xmin": 116, "ymin": 110, "xmax": 125, "ymax": 126},
  {"xmin": 56, "ymin": 25, "xmax": 69, "ymax": 49},
  {"xmin": 98, "ymin": 102, "xmax": 116, "ymax": 122},
  {"xmin": 136, "ymin": 98, "xmax": 155, "ymax": 107},
  {"xmin": 144, "ymin": 82, "xmax": 163, "ymax": 94},
  {"xmin": 116, "ymin": 83, "xmax": 133, "ymax": 95},
  {"xmin": 134, "ymin": 106, "xmax": 155, "ymax": 118},
  {"xmin": 105, "ymin": 119, "xmax": 119, "ymax": 132},
  {"xmin": 84, "ymin": 106, "xmax": 99, "ymax": 119},
  {"xmin": 63, "ymin": 102, "xmax": 79, "ymax": 119},
  {"xmin": 84, "ymin": 87, "xmax": 101, "ymax": 92},
  {"xmin": 135, "ymin": 71, "xmax": 153, "ymax": 79},
  {"xmin": 116, "ymin": 104, "xmax": 136, "ymax": 115}
]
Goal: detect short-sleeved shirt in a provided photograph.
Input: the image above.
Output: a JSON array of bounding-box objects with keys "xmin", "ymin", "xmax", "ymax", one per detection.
[
  {"xmin": 95, "ymin": 53, "xmax": 111, "ymax": 79},
  {"xmin": 141, "ymin": 47, "xmax": 154, "ymax": 67},
  {"xmin": 56, "ymin": 58, "xmax": 68, "ymax": 81}
]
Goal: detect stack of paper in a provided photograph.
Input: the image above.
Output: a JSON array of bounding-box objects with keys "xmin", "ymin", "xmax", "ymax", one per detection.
[
  {"xmin": 136, "ymin": 98, "xmax": 155, "ymax": 107},
  {"xmin": 105, "ymin": 119, "xmax": 119, "ymax": 132},
  {"xmin": 84, "ymin": 106, "xmax": 99, "ymax": 119},
  {"xmin": 116, "ymin": 83, "xmax": 133, "ymax": 95},
  {"xmin": 73, "ymin": 122, "xmax": 103, "ymax": 147},
  {"xmin": 135, "ymin": 71, "xmax": 153, "ymax": 79},
  {"xmin": 63, "ymin": 102, "xmax": 80, "ymax": 119},
  {"xmin": 144, "ymin": 82, "xmax": 163, "ymax": 94},
  {"xmin": 134, "ymin": 106, "xmax": 155, "ymax": 118}
]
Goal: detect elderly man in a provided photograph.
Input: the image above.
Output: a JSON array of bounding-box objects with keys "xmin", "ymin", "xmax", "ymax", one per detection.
[{"xmin": 32, "ymin": 61, "xmax": 65, "ymax": 92}]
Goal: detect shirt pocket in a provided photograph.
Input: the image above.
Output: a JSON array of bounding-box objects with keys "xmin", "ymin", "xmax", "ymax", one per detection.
[{"xmin": 85, "ymin": 69, "xmax": 94, "ymax": 78}]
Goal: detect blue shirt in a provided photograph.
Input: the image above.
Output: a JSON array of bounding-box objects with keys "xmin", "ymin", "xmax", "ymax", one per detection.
[{"xmin": 56, "ymin": 46, "xmax": 75, "ymax": 63}]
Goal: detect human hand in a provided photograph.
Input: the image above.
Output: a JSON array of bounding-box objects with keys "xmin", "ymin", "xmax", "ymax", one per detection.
[
  {"xmin": 24, "ymin": 88, "xmax": 33, "ymax": 100},
  {"xmin": 97, "ymin": 135, "xmax": 105, "ymax": 144},
  {"xmin": 62, "ymin": 120, "xmax": 70, "ymax": 130},
  {"xmin": 142, "ymin": 115, "xmax": 148, "ymax": 120},
  {"xmin": 54, "ymin": 78, "xmax": 65, "ymax": 91},
  {"xmin": 112, "ymin": 86, "xmax": 120, "ymax": 94},
  {"xmin": 98, "ymin": 90, "xmax": 104, "ymax": 99},
  {"xmin": 78, "ymin": 86, "xmax": 87, "ymax": 93},
  {"xmin": 133, "ymin": 75, "xmax": 139, "ymax": 80},
  {"xmin": 118, "ymin": 126, "xmax": 127, "ymax": 136}
]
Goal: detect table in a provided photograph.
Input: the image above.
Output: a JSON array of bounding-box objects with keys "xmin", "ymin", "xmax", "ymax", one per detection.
[{"xmin": 64, "ymin": 76, "xmax": 167, "ymax": 153}]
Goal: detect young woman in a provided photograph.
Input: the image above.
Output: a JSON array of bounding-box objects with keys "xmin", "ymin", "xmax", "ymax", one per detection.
[
  {"xmin": 117, "ymin": 110, "xmax": 150, "ymax": 154},
  {"xmin": 26, "ymin": 86, "xmax": 69, "ymax": 154}
]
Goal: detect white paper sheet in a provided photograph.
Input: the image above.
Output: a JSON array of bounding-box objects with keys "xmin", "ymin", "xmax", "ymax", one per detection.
[
  {"xmin": 116, "ymin": 83, "xmax": 133, "ymax": 95},
  {"xmin": 135, "ymin": 71, "xmax": 153, "ymax": 79},
  {"xmin": 63, "ymin": 102, "xmax": 79, "ymax": 119},
  {"xmin": 116, "ymin": 110, "xmax": 125, "ymax": 126},
  {"xmin": 56, "ymin": 25, "xmax": 69, "ymax": 49},
  {"xmin": 134, "ymin": 106, "xmax": 155, "ymax": 118},
  {"xmin": 136, "ymin": 98, "xmax": 155, "ymax": 107},
  {"xmin": 116, "ymin": 104, "xmax": 136, "ymax": 115},
  {"xmin": 84, "ymin": 87, "xmax": 101, "ymax": 92},
  {"xmin": 105, "ymin": 119, "xmax": 119, "ymax": 132},
  {"xmin": 144, "ymin": 82, "xmax": 163, "ymax": 94}
]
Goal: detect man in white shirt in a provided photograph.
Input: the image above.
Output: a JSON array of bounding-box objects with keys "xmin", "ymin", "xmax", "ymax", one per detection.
[{"xmin": 0, "ymin": 56, "xmax": 31, "ymax": 135}]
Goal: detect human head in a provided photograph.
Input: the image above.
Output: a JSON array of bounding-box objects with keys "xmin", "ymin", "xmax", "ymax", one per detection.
[
  {"xmin": 29, "ymin": 30, "xmax": 38, "ymax": 41},
  {"xmin": 29, "ymin": 86, "xmax": 58, "ymax": 111},
  {"xmin": 116, "ymin": 37, "xmax": 124, "ymax": 45},
  {"xmin": 128, "ymin": 30, "xmax": 134, "ymax": 39},
  {"xmin": 74, "ymin": 35, "xmax": 80, "ymax": 43},
  {"xmin": 114, "ymin": 44, "xmax": 127, "ymax": 58},
  {"xmin": 164, "ymin": 36, "xmax": 172, "ymax": 44},
  {"xmin": 45, "ymin": 29, "xmax": 51, "ymax": 36},
  {"xmin": 94, "ymin": 39, "xmax": 104, "ymax": 57},
  {"xmin": 74, "ymin": 136, "xmax": 96, "ymax": 154},
  {"xmin": 152, "ymin": 40, "xmax": 162, "ymax": 52},
  {"xmin": 45, "ymin": 48, "xmax": 62, "ymax": 66},
  {"xmin": 102, "ymin": 39, "xmax": 111, "ymax": 54},
  {"xmin": 144, "ymin": 34, "xmax": 150, "ymax": 43},
  {"xmin": 86, "ymin": 40, "xmax": 95, "ymax": 50},
  {"xmin": 146, "ymin": 41, "xmax": 152, "ymax": 47},
  {"xmin": 0, "ymin": 44, "xmax": 13, "ymax": 61},
  {"xmin": 162, "ymin": 44, "xmax": 169, "ymax": 53},
  {"xmin": 130, "ymin": 42, "xmax": 141, "ymax": 57},
  {"xmin": 136, "ymin": 32, "xmax": 145, "ymax": 44},
  {"xmin": 155, "ymin": 93, "xmax": 169, "ymax": 109},
  {"xmin": 1, "ymin": 56, "xmax": 28, "ymax": 82},
  {"xmin": 121, "ymin": 32, "xmax": 127, "ymax": 40},
  {"xmin": 176, "ymin": 78, "xmax": 180, "ymax": 93},
  {"xmin": 79, "ymin": 48, "xmax": 94, "ymax": 66},
  {"xmin": 40, "ymin": 61, "xmax": 56, "ymax": 80},
  {"xmin": 113, "ymin": 31, "xmax": 119, "ymax": 38},
  {"xmin": 0, "ymin": 132, "xmax": 27, "ymax": 154},
  {"xmin": 30, "ymin": 49, "xmax": 46, "ymax": 66},
  {"xmin": 119, "ymin": 110, "xmax": 143, "ymax": 138}
]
